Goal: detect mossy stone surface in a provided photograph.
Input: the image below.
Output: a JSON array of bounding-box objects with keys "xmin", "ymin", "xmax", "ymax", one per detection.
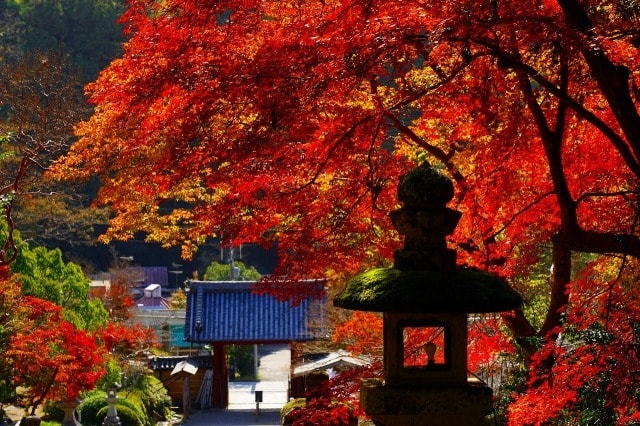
[
  {"xmin": 397, "ymin": 162, "xmax": 454, "ymax": 208},
  {"xmin": 333, "ymin": 267, "xmax": 522, "ymax": 313}
]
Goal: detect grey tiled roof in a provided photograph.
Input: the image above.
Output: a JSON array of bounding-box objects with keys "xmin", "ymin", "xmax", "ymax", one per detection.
[
  {"xmin": 148, "ymin": 355, "xmax": 213, "ymax": 371},
  {"xmin": 184, "ymin": 281, "xmax": 326, "ymax": 343}
]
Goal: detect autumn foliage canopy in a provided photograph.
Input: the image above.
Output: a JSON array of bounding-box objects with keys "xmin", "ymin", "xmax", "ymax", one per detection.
[{"xmin": 52, "ymin": 0, "xmax": 640, "ymax": 423}]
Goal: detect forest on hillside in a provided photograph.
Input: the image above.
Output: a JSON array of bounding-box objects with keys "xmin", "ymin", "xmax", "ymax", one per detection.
[{"xmin": 0, "ymin": 0, "xmax": 125, "ymax": 269}]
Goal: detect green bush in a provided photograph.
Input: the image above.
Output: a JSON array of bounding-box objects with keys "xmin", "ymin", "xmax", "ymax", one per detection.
[
  {"xmin": 78, "ymin": 392, "xmax": 108, "ymax": 426},
  {"xmin": 42, "ymin": 401, "xmax": 64, "ymax": 422},
  {"xmin": 112, "ymin": 397, "xmax": 145, "ymax": 421},
  {"xmin": 119, "ymin": 366, "xmax": 173, "ymax": 422},
  {"xmin": 80, "ymin": 373, "xmax": 173, "ymax": 425},
  {"xmin": 83, "ymin": 393, "xmax": 146, "ymax": 426},
  {"xmin": 96, "ymin": 404, "xmax": 144, "ymax": 426},
  {"xmin": 135, "ymin": 375, "xmax": 173, "ymax": 421}
]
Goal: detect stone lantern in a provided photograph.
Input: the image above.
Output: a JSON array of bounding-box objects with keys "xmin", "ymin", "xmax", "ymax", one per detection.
[
  {"xmin": 102, "ymin": 383, "xmax": 122, "ymax": 426},
  {"xmin": 334, "ymin": 162, "xmax": 522, "ymax": 425}
]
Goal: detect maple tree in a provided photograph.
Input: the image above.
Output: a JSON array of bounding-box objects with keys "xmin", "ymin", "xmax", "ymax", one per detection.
[
  {"xmin": 8, "ymin": 300, "xmax": 106, "ymax": 414},
  {"xmin": 0, "ymin": 266, "xmax": 28, "ymax": 405},
  {"xmin": 283, "ymin": 371, "xmax": 357, "ymax": 426},
  {"xmin": 0, "ymin": 266, "xmax": 106, "ymax": 414},
  {"xmin": 0, "ymin": 224, "xmax": 158, "ymax": 416},
  {"xmin": 508, "ymin": 257, "xmax": 640, "ymax": 424},
  {"xmin": 99, "ymin": 270, "xmax": 137, "ymax": 322},
  {"xmin": 332, "ymin": 311, "xmax": 383, "ymax": 358},
  {"xmin": 51, "ymin": 0, "xmax": 640, "ymax": 422}
]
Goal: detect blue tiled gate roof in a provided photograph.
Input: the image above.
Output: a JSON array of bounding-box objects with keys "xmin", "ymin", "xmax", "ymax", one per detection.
[{"xmin": 184, "ymin": 281, "xmax": 326, "ymax": 343}]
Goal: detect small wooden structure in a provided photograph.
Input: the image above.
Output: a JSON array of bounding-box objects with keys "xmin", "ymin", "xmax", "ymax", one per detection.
[
  {"xmin": 148, "ymin": 355, "xmax": 212, "ymax": 411},
  {"xmin": 291, "ymin": 350, "xmax": 369, "ymax": 398}
]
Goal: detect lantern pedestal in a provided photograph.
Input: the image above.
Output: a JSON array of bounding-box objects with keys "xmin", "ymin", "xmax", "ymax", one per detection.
[
  {"xmin": 58, "ymin": 401, "xmax": 81, "ymax": 426},
  {"xmin": 361, "ymin": 378, "xmax": 493, "ymax": 426}
]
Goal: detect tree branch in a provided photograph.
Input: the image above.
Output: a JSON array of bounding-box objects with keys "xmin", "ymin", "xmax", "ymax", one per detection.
[
  {"xmin": 478, "ymin": 41, "xmax": 640, "ymax": 178},
  {"xmin": 556, "ymin": 0, "xmax": 640, "ymax": 160}
]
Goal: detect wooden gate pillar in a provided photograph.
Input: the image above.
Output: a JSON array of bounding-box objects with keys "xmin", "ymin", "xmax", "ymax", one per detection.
[{"xmin": 212, "ymin": 343, "xmax": 228, "ymax": 408}]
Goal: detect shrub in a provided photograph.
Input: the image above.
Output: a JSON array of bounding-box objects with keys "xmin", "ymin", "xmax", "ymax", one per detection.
[
  {"xmin": 121, "ymin": 375, "xmax": 173, "ymax": 422},
  {"xmin": 112, "ymin": 397, "xmax": 145, "ymax": 421},
  {"xmin": 96, "ymin": 404, "xmax": 144, "ymax": 426},
  {"xmin": 42, "ymin": 401, "xmax": 64, "ymax": 422},
  {"xmin": 78, "ymin": 392, "xmax": 108, "ymax": 426},
  {"xmin": 81, "ymin": 372, "xmax": 173, "ymax": 425}
]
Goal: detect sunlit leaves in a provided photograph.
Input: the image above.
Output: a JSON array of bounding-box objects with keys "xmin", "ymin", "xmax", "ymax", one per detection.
[
  {"xmin": 332, "ymin": 311, "xmax": 382, "ymax": 357},
  {"xmin": 508, "ymin": 257, "xmax": 640, "ymax": 424},
  {"xmin": 8, "ymin": 297, "xmax": 106, "ymax": 409}
]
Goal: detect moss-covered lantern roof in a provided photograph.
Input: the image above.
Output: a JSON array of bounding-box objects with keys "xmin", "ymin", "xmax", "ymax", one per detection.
[
  {"xmin": 333, "ymin": 162, "xmax": 523, "ymax": 314},
  {"xmin": 333, "ymin": 267, "xmax": 522, "ymax": 313}
]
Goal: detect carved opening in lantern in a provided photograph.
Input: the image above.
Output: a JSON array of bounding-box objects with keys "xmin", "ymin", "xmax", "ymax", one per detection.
[
  {"xmin": 402, "ymin": 325, "xmax": 448, "ymax": 369},
  {"xmin": 385, "ymin": 312, "xmax": 467, "ymax": 386}
]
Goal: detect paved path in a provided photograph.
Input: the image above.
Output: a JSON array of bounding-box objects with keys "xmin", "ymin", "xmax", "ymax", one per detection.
[
  {"xmin": 181, "ymin": 408, "xmax": 281, "ymax": 425},
  {"xmin": 182, "ymin": 344, "xmax": 290, "ymax": 425},
  {"xmin": 228, "ymin": 381, "xmax": 289, "ymax": 409},
  {"xmin": 256, "ymin": 344, "xmax": 291, "ymax": 381}
]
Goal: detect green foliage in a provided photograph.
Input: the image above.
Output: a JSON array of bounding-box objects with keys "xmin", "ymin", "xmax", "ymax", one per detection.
[
  {"xmin": 42, "ymin": 401, "xmax": 64, "ymax": 422},
  {"xmin": 80, "ymin": 390, "xmax": 152, "ymax": 426},
  {"xmin": 115, "ymin": 372, "xmax": 173, "ymax": 424},
  {"xmin": 77, "ymin": 392, "xmax": 108, "ymax": 425},
  {"xmin": 128, "ymin": 375, "xmax": 173, "ymax": 422},
  {"xmin": 203, "ymin": 260, "xmax": 261, "ymax": 281},
  {"xmin": 227, "ymin": 345, "xmax": 256, "ymax": 380},
  {"xmin": 518, "ymin": 272, "xmax": 550, "ymax": 332},
  {"xmin": 5, "ymin": 0, "xmax": 126, "ymax": 82},
  {"xmin": 96, "ymin": 358, "xmax": 122, "ymax": 393},
  {"xmin": 11, "ymin": 243, "xmax": 108, "ymax": 330},
  {"xmin": 112, "ymin": 397, "xmax": 145, "ymax": 423},
  {"xmin": 120, "ymin": 362, "xmax": 149, "ymax": 392},
  {"xmin": 96, "ymin": 404, "xmax": 144, "ymax": 426}
]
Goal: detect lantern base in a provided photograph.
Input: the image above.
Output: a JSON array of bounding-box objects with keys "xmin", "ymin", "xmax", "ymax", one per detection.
[{"xmin": 361, "ymin": 378, "xmax": 493, "ymax": 426}]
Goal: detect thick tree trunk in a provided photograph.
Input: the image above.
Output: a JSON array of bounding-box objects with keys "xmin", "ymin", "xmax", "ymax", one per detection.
[
  {"xmin": 556, "ymin": 0, "xmax": 640, "ymax": 162},
  {"xmin": 539, "ymin": 240, "xmax": 572, "ymax": 338}
]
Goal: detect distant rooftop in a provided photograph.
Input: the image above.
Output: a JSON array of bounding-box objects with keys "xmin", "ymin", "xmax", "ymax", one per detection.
[
  {"xmin": 137, "ymin": 283, "xmax": 171, "ymax": 310},
  {"xmin": 148, "ymin": 355, "xmax": 213, "ymax": 371},
  {"xmin": 293, "ymin": 350, "xmax": 369, "ymax": 376}
]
